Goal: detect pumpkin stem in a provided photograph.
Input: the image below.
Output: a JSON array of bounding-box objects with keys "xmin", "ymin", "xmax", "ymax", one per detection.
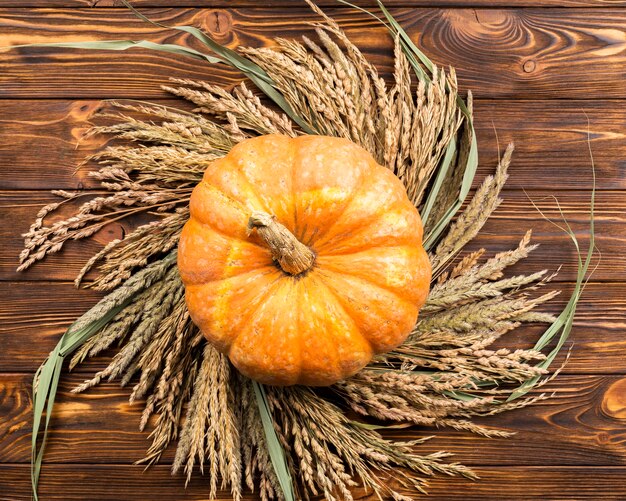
[{"xmin": 247, "ymin": 211, "xmax": 315, "ymax": 276}]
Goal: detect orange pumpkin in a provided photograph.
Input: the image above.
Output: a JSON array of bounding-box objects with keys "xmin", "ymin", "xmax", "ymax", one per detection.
[{"xmin": 178, "ymin": 135, "xmax": 431, "ymax": 386}]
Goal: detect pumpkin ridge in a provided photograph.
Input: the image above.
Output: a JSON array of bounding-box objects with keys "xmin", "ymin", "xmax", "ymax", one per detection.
[
  {"xmin": 223, "ymin": 271, "xmax": 287, "ymax": 353},
  {"xmin": 312, "ymin": 168, "xmax": 419, "ymax": 253},
  {"xmin": 316, "ymin": 267, "xmax": 419, "ymax": 354},
  {"xmin": 317, "ymin": 257, "xmax": 425, "ymax": 309},
  {"xmin": 314, "ymin": 203, "xmax": 421, "ymax": 256},
  {"xmin": 228, "ymin": 152, "xmax": 292, "ymax": 222},
  {"xmin": 191, "ymin": 180, "xmax": 248, "ymax": 220},
  {"xmin": 320, "ymin": 243, "xmax": 422, "ymax": 260},
  {"xmin": 289, "ymin": 135, "xmax": 298, "ymax": 240},
  {"xmin": 197, "ymin": 174, "xmax": 269, "ymax": 227},
  {"xmin": 300, "ymin": 175, "xmax": 370, "ymax": 247},
  {"xmin": 186, "ymin": 265, "xmax": 278, "ymax": 287},
  {"xmin": 319, "ymin": 247, "xmax": 430, "ymax": 307},
  {"xmin": 307, "ymin": 175, "xmax": 368, "ymax": 244},
  {"xmin": 192, "ymin": 215, "xmax": 269, "ymax": 253},
  {"xmin": 291, "ymin": 135, "xmax": 369, "ymax": 245},
  {"xmin": 315, "ymin": 277, "xmax": 374, "ymax": 356},
  {"xmin": 185, "ymin": 267, "xmax": 283, "ymax": 309},
  {"xmin": 229, "ymin": 274, "xmax": 304, "ymax": 385},
  {"xmin": 178, "ymin": 262, "xmax": 277, "ymax": 288},
  {"xmin": 319, "ymin": 239, "xmax": 419, "ymax": 257},
  {"xmin": 316, "ymin": 267, "xmax": 418, "ymax": 319},
  {"xmin": 297, "ymin": 273, "xmax": 343, "ymax": 385},
  {"xmin": 292, "ymin": 278, "xmax": 305, "ymax": 384}
]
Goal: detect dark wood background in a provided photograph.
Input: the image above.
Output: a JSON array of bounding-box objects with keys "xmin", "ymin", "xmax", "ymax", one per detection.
[{"xmin": 1, "ymin": 1, "xmax": 626, "ymax": 500}]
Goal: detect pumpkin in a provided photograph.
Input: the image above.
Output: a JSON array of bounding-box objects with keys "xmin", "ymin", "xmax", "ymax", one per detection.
[{"xmin": 178, "ymin": 134, "xmax": 431, "ymax": 386}]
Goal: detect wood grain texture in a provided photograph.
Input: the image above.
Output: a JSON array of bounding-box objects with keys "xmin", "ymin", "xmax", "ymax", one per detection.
[
  {"xmin": 4, "ymin": 1, "xmax": 626, "ymax": 8},
  {"xmin": 5, "ymin": 8, "xmax": 626, "ymax": 99},
  {"xmin": 1, "ymin": 465, "xmax": 626, "ymax": 501},
  {"xmin": 1, "ymin": 281, "xmax": 625, "ymax": 374},
  {"xmin": 1, "ymin": 99, "xmax": 621, "ymax": 191},
  {"xmin": 0, "ymin": 465, "xmax": 626, "ymax": 501},
  {"xmin": 1, "ymin": 374, "xmax": 626, "ymax": 466},
  {"xmin": 0, "ymin": 282, "xmax": 104, "ymax": 372}
]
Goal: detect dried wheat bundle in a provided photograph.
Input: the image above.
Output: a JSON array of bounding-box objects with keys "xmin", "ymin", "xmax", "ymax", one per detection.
[{"xmin": 14, "ymin": 2, "xmax": 595, "ymax": 501}]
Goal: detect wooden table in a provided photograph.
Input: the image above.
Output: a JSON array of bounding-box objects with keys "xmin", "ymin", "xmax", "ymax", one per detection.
[{"xmin": 1, "ymin": 1, "xmax": 625, "ymax": 500}]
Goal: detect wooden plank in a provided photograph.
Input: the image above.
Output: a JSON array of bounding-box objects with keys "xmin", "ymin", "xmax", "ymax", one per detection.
[
  {"xmin": 0, "ymin": 189, "xmax": 609, "ymax": 283},
  {"xmin": 424, "ymin": 467, "xmax": 626, "ymax": 500},
  {"xmin": 1, "ymin": 373, "xmax": 626, "ymax": 466},
  {"xmin": 4, "ymin": 8, "xmax": 626, "ymax": 99},
  {"xmin": 1, "ymin": 281, "xmax": 625, "ymax": 374},
  {"xmin": 0, "ymin": 282, "xmax": 105, "ymax": 372},
  {"xmin": 473, "ymin": 99, "xmax": 625, "ymax": 191},
  {"xmin": 1, "ymin": 465, "xmax": 626, "ymax": 501},
  {"xmin": 0, "ymin": 464, "xmax": 253, "ymax": 501},
  {"xmin": 0, "ymin": 100, "xmax": 112, "ymax": 191},
  {"xmin": 2, "ymin": 464, "xmax": 625, "ymax": 501},
  {"xmin": 3, "ymin": 1, "xmax": 626, "ymax": 8},
  {"xmin": 0, "ymin": 99, "xmax": 621, "ymax": 191},
  {"xmin": 0, "ymin": 99, "xmax": 190, "ymax": 191}
]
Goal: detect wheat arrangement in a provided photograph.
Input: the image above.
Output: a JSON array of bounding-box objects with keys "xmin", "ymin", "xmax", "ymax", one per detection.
[{"xmin": 17, "ymin": 2, "xmax": 594, "ymax": 500}]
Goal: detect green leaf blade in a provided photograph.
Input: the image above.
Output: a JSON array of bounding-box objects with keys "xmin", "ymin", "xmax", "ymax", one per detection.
[{"xmin": 252, "ymin": 382, "xmax": 296, "ymax": 501}]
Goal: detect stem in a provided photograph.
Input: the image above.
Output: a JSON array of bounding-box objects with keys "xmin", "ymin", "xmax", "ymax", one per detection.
[{"xmin": 247, "ymin": 211, "xmax": 315, "ymax": 276}]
